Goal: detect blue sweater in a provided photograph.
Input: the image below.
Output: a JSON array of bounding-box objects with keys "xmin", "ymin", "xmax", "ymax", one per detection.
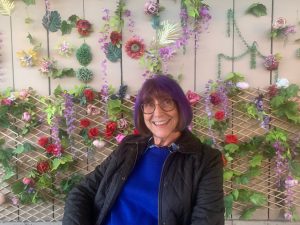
[{"xmin": 103, "ymin": 145, "xmax": 170, "ymax": 225}]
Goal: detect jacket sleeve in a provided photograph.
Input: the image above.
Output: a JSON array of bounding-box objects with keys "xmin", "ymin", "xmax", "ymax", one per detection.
[
  {"xmin": 62, "ymin": 136, "xmax": 130, "ymax": 225},
  {"xmin": 191, "ymin": 148, "xmax": 225, "ymax": 225}
]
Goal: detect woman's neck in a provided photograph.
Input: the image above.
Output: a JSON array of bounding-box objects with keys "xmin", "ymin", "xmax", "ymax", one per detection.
[{"xmin": 153, "ymin": 131, "xmax": 181, "ymax": 147}]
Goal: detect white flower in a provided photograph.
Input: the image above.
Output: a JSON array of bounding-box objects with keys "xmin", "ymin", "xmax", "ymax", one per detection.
[
  {"xmin": 236, "ymin": 82, "xmax": 250, "ymax": 90},
  {"xmin": 276, "ymin": 78, "xmax": 289, "ymax": 88},
  {"xmin": 273, "ymin": 17, "xmax": 287, "ymax": 29},
  {"xmin": 92, "ymin": 140, "xmax": 105, "ymax": 149}
]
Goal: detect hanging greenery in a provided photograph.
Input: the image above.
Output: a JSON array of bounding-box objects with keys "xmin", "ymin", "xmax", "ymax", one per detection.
[
  {"xmin": 246, "ymin": 3, "xmax": 267, "ymax": 17},
  {"xmin": 42, "ymin": 10, "xmax": 62, "ymax": 32},
  {"xmin": 76, "ymin": 43, "xmax": 92, "ymax": 66},
  {"xmin": 76, "ymin": 67, "xmax": 93, "ymax": 83}
]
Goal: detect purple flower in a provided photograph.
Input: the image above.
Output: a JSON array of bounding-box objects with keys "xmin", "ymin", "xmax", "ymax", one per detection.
[{"xmin": 159, "ymin": 47, "xmax": 175, "ymax": 61}]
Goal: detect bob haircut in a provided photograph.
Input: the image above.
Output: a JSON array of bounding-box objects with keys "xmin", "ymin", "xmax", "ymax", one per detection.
[{"xmin": 134, "ymin": 75, "xmax": 193, "ymax": 136}]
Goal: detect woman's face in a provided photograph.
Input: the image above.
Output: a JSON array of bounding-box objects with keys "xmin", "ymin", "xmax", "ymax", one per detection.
[{"xmin": 142, "ymin": 97, "xmax": 180, "ymax": 146}]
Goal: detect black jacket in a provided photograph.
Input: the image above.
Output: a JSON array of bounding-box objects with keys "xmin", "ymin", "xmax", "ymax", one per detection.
[{"xmin": 63, "ymin": 129, "xmax": 224, "ymax": 225}]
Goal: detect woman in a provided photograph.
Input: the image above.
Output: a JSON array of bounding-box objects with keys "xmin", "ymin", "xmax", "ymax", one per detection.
[{"xmin": 63, "ymin": 75, "xmax": 224, "ymax": 225}]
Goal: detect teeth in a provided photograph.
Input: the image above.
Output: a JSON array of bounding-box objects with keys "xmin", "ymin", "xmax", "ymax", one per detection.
[{"xmin": 153, "ymin": 120, "xmax": 168, "ymax": 125}]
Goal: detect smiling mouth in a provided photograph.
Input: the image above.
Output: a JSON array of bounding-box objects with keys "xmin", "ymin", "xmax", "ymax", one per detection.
[{"xmin": 152, "ymin": 119, "xmax": 170, "ymax": 126}]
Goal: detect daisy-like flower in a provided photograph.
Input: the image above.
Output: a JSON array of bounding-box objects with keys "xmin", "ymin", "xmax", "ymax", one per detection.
[
  {"xmin": 56, "ymin": 40, "xmax": 74, "ymax": 57},
  {"xmin": 39, "ymin": 58, "xmax": 56, "ymax": 75},
  {"xmin": 16, "ymin": 49, "xmax": 38, "ymax": 67},
  {"xmin": 125, "ymin": 36, "xmax": 145, "ymax": 59}
]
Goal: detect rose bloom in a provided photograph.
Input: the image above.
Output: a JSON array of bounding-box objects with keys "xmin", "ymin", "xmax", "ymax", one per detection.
[
  {"xmin": 133, "ymin": 128, "xmax": 139, "ymax": 135},
  {"xmin": 144, "ymin": 1, "xmax": 159, "ymax": 15},
  {"xmin": 22, "ymin": 177, "xmax": 33, "ymax": 185},
  {"xmin": 87, "ymin": 104, "xmax": 101, "ymax": 116},
  {"xmin": 88, "ymin": 127, "xmax": 100, "ymax": 139},
  {"xmin": 110, "ymin": 31, "xmax": 122, "ymax": 45},
  {"xmin": 80, "ymin": 118, "xmax": 91, "ymax": 128},
  {"xmin": 83, "ymin": 89, "xmax": 95, "ymax": 102},
  {"xmin": 273, "ymin": 17, "xmax": 286, "ymax": 29},
  {"xmin": 225, "ymin": 134, "xmax": 238, "ymax": 144},
  {"xmin": 186, "ymin": 90, "xmax": 201, "ymax": 106},
  {"xmin": 45, "ymin": 144, "xmax": 56, "ymax": 154},
  {"xmin": 76, "ymin": 19, "xmax": 92, "ymax": 36},
  {"xmin": 36, "ymin": 160, "xmax": 50, "ymax": 174},
  {"xmin": 214, "ymin": 111, "xmax": 225, "ymax": 121},
  {"xmin": 22, "ymin": 112, "xmax": 31, "ymax": 122},
  {"xmin": 105, "ymin": 121, "xmax": 118, "ymax": 138},
  {"xmin": 38, "ymin": 136, "xmax": 49, "ymax": 148},
  {"xmin": 1, "ymin": 98, "xmax": 13, "ymax": 106},
  {"xmin": 18, "ymin": 89, "xmax": 30, "ymax": 100}
]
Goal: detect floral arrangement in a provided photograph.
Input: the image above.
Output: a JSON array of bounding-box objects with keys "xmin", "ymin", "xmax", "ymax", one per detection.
[
  {"xmin": 271, "ymin": 17, "xmax": 296, "ymax": 39},
  {"xmin": 263, "ymin": 53, "xmax": 281, "ymax": 71},
  {"xmin": 55, "ymin": 40, "xmax": 74, "ymax": 57}
]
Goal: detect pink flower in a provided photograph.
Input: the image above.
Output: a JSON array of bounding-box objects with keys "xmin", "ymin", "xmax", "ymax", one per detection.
[
  {"xmin": 144, "ymin": 1, "xmax": 159, "ymax": 15},
  {"xmin": 22, "ymin": 112, "xmax": 31, "ymax": 122},
  {"xmin": 11, "ymin": 196, "xmax": 19, "ymax": 206},
  {"xmin": 1, "ymin": 98, "xmax": 13, "ymax": 106},
  {"xmin": 22, "ymin": 177, "xmax": 33, "ymax": 185},
  {"xmin": 186, "ymin": 90, "xmax": 201, "ymax": 106},
  {"xmin": 273, "ymin": 17, "xmax": 286, "ymax": 29},
  {"xmin": 92, "ymin": 140, "xmax": 105, "ymax": 148},
  {"xmin": 117, "ymin": 118, "xmax": 128, "ymax": 130},
  {"xmin": 115, "ymin": 133, "xmax": 126, "ymax": 143},
  {"xmin": 87, "ymin": 104, "xmax": 101, "ymax": 115},
  {"xmin": 19, "ymin": 89, "xmax": 29, "ymax": 100}
]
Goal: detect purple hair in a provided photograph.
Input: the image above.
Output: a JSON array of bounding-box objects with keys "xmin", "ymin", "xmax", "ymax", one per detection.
[{"xmin": 134, "ymin": 75, "xmax": 193, "ymax": 136}]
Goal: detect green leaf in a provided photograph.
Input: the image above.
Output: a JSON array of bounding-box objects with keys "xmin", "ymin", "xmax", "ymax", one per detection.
[
  {"xmin": 250, "ymin": 192, "xmax": 267, "ymax": 206},
  {"xmin": 240, "ymin": 207, "xmax": 258, "ymax": 219},
  {"xmin": 250, "ymin": 154, "xmax": 263, "ymax": 167},
  {"xmin": 285, "ymin": 84, "xmax": 299, "ymax": 98},
  {"xmin": 232, "ymin": 189, "xmax": 239, "ymax": 201},
  {"xmin": 36, "ymin": 174, "xmax": 52, "ymax": 189},
  {"xmin": 11, "ymin": 181, "xmax": 25, "ymax": 194},
  {"xmin": 13, "ymin": 144, "xmax": 24, "ymax": 154},
  {"xmin": 61, "ymin": 20, "xmax": 73, "ymax": 35},
  {"xmin": 246, "ymin": 3, "xmax": 267, "ymax": 17},
  {"xmin": 23, "ymin": 0, "xmax": 35, "ymax": 6},
  {"xmin": 106, "ymin": 43, "xmax": 121, "ymax": 62},
  {"xmin": 3, "ymin": 169, "xmax": 15, "ymax": 180},
  {"xmin": 224, "ymin": 143, "xmax": 239, "ymax": 154},
  {"xmin": 224, "ymin": 194, "xmax": 233, "ymax": 218},
  {"xmin": 223, "ymin": 170, "xmax": 233, "ymax": 181},
  {"xmin": 42, "ymin": 11, "xmax": 61, "ymax": 32}
]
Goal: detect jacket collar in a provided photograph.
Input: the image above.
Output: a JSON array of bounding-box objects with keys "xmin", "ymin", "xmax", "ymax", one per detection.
[{"xmin": 127, "ymin": 129, "xmax": 202, "ymax": 154}]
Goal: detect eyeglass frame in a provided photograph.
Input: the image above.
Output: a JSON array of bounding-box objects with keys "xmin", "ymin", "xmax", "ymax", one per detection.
[{"xmin": 140, "ymin": 98, "xmax": 176, "ymax": 114}]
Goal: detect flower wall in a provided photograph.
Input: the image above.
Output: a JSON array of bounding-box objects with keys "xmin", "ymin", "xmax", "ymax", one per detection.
[{"xmin": 0, "ymin": 0, "xmax": 300, "ymax": 223}]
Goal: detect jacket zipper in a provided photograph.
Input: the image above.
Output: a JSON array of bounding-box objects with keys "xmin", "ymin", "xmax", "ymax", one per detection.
[{"xmin": 158, "ymin": 151, "xmax": 175, "ymax": 225}]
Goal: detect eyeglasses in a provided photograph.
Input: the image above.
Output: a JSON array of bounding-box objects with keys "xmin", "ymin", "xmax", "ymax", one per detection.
[{"xmin": 141, "ymin": 98, "xmax": 176, "ymax": 114}]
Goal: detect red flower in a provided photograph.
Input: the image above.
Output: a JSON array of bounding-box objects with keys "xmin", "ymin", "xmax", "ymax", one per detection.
[
  {"xmin": 264, "ymin": 54, "xmax": 279, "ymax": 71},
  {"xmin": 105, "ymin": 121, "xmax": 118, "ymax": 138},
  {"xmin": 38, "ymin": 136, "xmax": 49, "ymax": 148},
  {"xmin": 88, "ymin": 127, "xmax": 100, "ymax": 139},
  {"xmin": 186, "ymin": 90, "xmax": 201, "ymax": 106},
  {"xmin": 83, "ymin": 89, "xmax": 95, "ymax": 102},
  {"xmin": 214, "ymin": 111, "xmax": 225, "ymax": 121},
  {"xmin": 225, "ymin": 134, "xmax": 238, "ymax": 144},
  {"xmin": 36, "ymin": 160, "xmax": 50, "ymax": 174},
  {"xmin": 268, "ymin": 85, "xmax": 278, "ymax": 98},
  {"xmin": 133, "ymin": 128, "xmax": 139, "ymax": 135},
  {"xmin": 45, "ymin": 144, "xmax": 56, "ymax": 154},
  {"xmin": 125, "ymin": 36, "xmax": 145, "ymax": 59},
  {"xmin": 76, "ymin": 19, "xmax": 92, "ymax": 36},
  {"xmin": 80, "ymin": 118, "xmax": 91, "ymax": 128},
  {"xmin": 110, "ymin": 31, "xmax": 122, "ymax": 45},
  {"xmin": 209, "ymin": 92, "xmax": 222, "ymax": 105}
]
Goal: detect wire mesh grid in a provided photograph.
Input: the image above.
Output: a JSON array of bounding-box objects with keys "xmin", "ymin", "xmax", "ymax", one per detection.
[{"xmin": 0, "ymin": 89, "xmax": 299, "ymax": 222}]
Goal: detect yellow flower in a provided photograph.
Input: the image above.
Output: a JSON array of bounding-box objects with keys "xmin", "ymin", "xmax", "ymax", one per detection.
[{"xmin": 16, "ymin": 49, "xmax": 38, "ymax": 67}]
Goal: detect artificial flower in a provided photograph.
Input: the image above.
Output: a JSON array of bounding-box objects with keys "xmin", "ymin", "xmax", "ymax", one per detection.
[
  {"xmin": 22, "ymin": 177, "xmax": 33, "ymax": 185},
  {"xmin": 115, "ymin": 133, "xmax": 126, "ymax": 143},
  {"xmin": 88, "ymin": 127, "xmax": 100, "ymax": 139},
  {"xmin": 209, "ymin": 92, "xmax": 222, "ymax": 105},
  {"xmin": 18, "ymin": 89, "xmax": 30, "ymax": 100},
  {"xmin": 56, "ymin": 40, "xmax": 74, "ymax": 57},
  {"xmin": 11, "ymin": 196, "xmax": 19, "ymax": 206},
  {"xmin": 133, "ymin": 128, "xmax": 139, "ymax": 135},
  {"xmin": 22, "ymin": 112, "xmax": 31, "ymax": 122},
  {"xmin": 144, "ymin": 1, "xmax": 159, "ymax": 15},
  {"xmin": 110, "ymin": 31, "xmax": 122, "ymax": 45},
  {"xmin": 105, "ymin": 121, "xmax": 118, "ymax": 138},
  {"xmin": 186, "ymin": 90, "xmax": 201, "ymax": 106},
  {"xmin": 125, "ymin": 36, "xmax": 145, "ymax": 59},
  {"xmin": 1, "ymin": 98, "xmax": 13, "ymax": 106},
  {"xmin": 80, "ymin": 118, "xmax": 91, "ymax": 128},
  {"xmin": 76, "ymin": 19, "xmax": 92, "ymax": 36},
  {"xmin": 225, "ymin": 134, "xmax": 238, "ymax": 144},
  {"xmin": 159, "ymin": 46, "xmax": 175, "ymax": 62},
  {"xmin": 214, "ymin": 111, "xmax": 225, "ymax": 121},
  {"xmin": 36, "ymin": 160, "xmax": 50, "ymax": 174},
  {"xmin": 271, "ymin": 18, "xmax": 296, "ymax": 38},
  {"xmin": 45, "ymin": 144, "xmax": 62, "ymax": 156},
  {"xmin": 38, "ymin": 136, "xmax": 49, "ymax": 148},
  {"xmin": 92, "ymin": 139, "xmax": 105, "ymax": 148},
  {"xmin": 264, "ymin": 54, "xmax": 280, "ymax": 71},
  {"xmin": 83, "ymin": 89, "xmax": 95, "ymax": 102},
  {"xmin": 268, "ymin": 85, "xmax": 278, "ymax": 98},
  {"xmin": 236, "ymin": 82, "xmax": 249, "ymax": 90},
  {"xmin": 273, "ymin": 17, "xmax": 286, "ymax": 29},
  {"xmin": 276, "ymin": 78, "xmax": 289, "ymax": 88},
  {"xmin": 16, "ymin": 49, "xmax": 38, "ymax": 67},
  {"xmin": 39, "ymin": 58, "xmax": 56, "ymax": 75},
  {"xmin": 117, "ymin": 118, "xmax": 128, "ymax": 130},
  {"xmin": 87, "ymin": 104, "xmax": 101, "ymax": 116}
]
